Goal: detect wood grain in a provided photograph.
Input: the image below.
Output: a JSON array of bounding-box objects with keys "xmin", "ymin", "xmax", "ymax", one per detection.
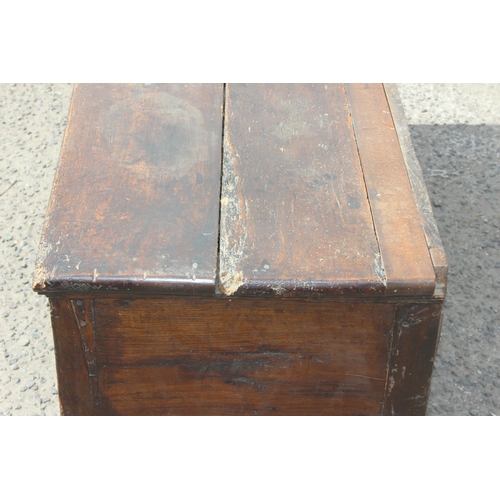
[
  {"xmin": 34, "ymin": 84, "xmax": 224, "ymax": 295},
  {"xmin": 384, "ymin": 84, "xmax": 448, "ymax": 297},
  {"xmin": 383, "ymin": 302, "xmax": 443, "ymax": 415},
  {"xmin": 36, "ymin": 83, "xmax": 446, "ymax": 416},
  {"xmin": 49, "ymin": 298, "xmax": 99, "ymax": 415},
  {"xmin": 94, "ymin": 297, "xmax": 395, "ymax": 415},
  {"xmin": 346, "ymin": 84, "xmax": 436, "ymax": 296},
  {"xmin": 219, "ymin": 83, "xmax": 385, "ymax": 298}
]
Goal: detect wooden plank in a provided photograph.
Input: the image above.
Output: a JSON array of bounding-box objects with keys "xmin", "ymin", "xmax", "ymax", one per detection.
[
  {"xmin": 383, "ymin": 302, "xmax": 444, "ymax": 415},
  {"xmin": 345, "ymin": 84, "xmax": 436, "ymax": 296},
  {"xmin": 34, "ymin": 84, "xmax": 224, "ymax": 295},
  {"xmin": 384, "ymin": 84, "xmax": 448, "ymax": 297},
  {"xmin": 95, "ymin": 297, "xmax": 394, "ymax": 415},
  {"xmin": 49, "ymin": 298, "xmax": 99, "ymax": 415},
  {"xmin": 219, "ymin": 84, "xmax": 385, "ymax": 298}
]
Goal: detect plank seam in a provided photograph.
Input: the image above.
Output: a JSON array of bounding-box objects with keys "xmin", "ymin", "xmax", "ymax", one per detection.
[
  {"xmin": 344, "ymin": 83, "xmax": 388, "ymax": 294},
  {"xmin": 346, "ymin": 83, "xmax": 436, "ymax": 296},
  {"xmin": 215, "ymin": 83, "xmax": 227, "ymax": 295}
]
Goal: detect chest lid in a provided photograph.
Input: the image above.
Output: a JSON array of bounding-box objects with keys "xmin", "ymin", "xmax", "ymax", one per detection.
[{"xmin": 33, "ymin": 84, "xmax": 446, "ymax": 298}]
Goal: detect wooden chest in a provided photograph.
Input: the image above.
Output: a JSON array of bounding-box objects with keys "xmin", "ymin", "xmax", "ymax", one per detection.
[{"xmin": 33, "ymin": 83, "xmax": 447, "ymax": 415}]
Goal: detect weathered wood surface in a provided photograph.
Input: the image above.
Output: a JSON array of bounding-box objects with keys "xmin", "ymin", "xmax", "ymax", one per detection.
[
  {"xmin": 384, "ymin": 83, "xmax": 448, "ymax": 297},
  {"xmin": 50, "ymin": 298, "xmax": 99, "ymax": 415},
  {"xmin": 383, "ymin": 302, "xmax": 444, "ymax": 415},
  {"xmin": 95, "ymin": 297, "xmax": 394, "ymax": 415},
  {"xmin": 34, "ymin": 83, "xmax": 442, "ymax": 299},
  {"xmin": 51, "ymin": 295, "xmax": 444, "ymax": 416},
  {"xmin": 346, "ymin": 84, "xmax": 436, "ymax": 296},
  {"xmin": 34, "ymin": 84, "xmax": 224, "ymax": 295},
  {"xmin": 36, "ymin": 83, "xmax": 447, "ymax": 416},
  {"xmin": 219, "ymin": 83, "xmax": 385, "ymax": 298}
]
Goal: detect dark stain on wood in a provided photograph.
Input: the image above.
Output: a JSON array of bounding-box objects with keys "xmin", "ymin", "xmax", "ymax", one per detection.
[{"xmin": 34, "ymin": 84, "xmax": 224, "ymax": 295}]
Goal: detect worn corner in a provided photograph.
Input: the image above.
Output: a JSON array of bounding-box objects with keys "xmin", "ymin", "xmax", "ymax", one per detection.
[
  {"xmin": 218, "ymin": 270, "xmax": 244, "ymax": 296},
  {"xmin": 32, "ymin": 242, "xmax": 53, "ymax": 292}
]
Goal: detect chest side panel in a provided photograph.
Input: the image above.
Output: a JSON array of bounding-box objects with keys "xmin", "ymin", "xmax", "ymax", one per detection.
[{"xmin": 94, "ymin": 297, "xmax": 395, "ymax": 415}]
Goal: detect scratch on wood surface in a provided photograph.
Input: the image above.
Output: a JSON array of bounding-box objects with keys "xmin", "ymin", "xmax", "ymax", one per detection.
[
  {"xmin": 328, "ymin": 179, "xmax": 344, "ymax": 224},
  {"xmin": 387, "ymin": 374, "xmax": 396, "ymax": 394},
  {"xmin": 345, "ymin": 373, "xmax": 385, "ymax": 382},
  {"xmin": 71, "ymin": 299, "xmax": 97, "ymax": 372},
  {"xmin": 404, "ymin": 394, "xmax": 426, "ymax": 401},
  {"xmin": 71, "ymin": 299, "xmax": 99, "ymax": 410},
  {"xmin": 218, "ymin": 115, "xmax": 247, "ymax": 296}
]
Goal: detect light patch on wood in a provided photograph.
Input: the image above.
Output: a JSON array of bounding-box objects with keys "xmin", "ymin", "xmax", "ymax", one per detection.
[
  {"xmin": 270, "ymin": 283, "xmax": 286, "ymax": 295},
  {"xmin": 272, "ymin": 118, "xmax": 311, "ymax": 142},
  {"xmin": 373, "ymin": 252, "xmax": 387, "ymax": 287},
  {"xmin": 218, "ymin": 125, "xmax": 247, "ymax": 296},
  {"xmin": 32, "ymin": 241, "xmax": 53, "ymax": 291}
]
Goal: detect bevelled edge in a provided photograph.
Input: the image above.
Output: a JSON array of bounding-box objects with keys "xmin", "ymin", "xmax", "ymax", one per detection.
[
  {"xmin": 31, "ymin": 236, "xmax": 216, "ymax": 296},
  {"xmin": 33, "ymin": 274, "xmax": 215, "ymax": 296},
  {"xmin": 219, "ymin": 276, "xmax": 437, "ymax": 299},
  {"xmin": 383, "ymin": 84, "xmax": 448, "ymax": 298},
  {"xmin": 216, "ymin": 278, "xmax": 437, "ymax": 299}
]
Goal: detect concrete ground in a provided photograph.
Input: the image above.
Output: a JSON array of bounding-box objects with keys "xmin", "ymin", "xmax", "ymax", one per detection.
[{"xmin": 0, "ymin": 83, "xmax": 499, "ymax": 416}]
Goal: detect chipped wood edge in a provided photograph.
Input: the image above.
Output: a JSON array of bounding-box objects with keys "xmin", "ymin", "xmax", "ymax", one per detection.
[
  {"xmin": 218, "ymin": 86, "xmax": 247, "ymax": 296},
  {"xmin": 32, "ymin": 241, "xmax": 53, "ymax": 291},
  {"xmin": 384, "ymin": 84, "xmax": 448, "ymax": 298}
]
